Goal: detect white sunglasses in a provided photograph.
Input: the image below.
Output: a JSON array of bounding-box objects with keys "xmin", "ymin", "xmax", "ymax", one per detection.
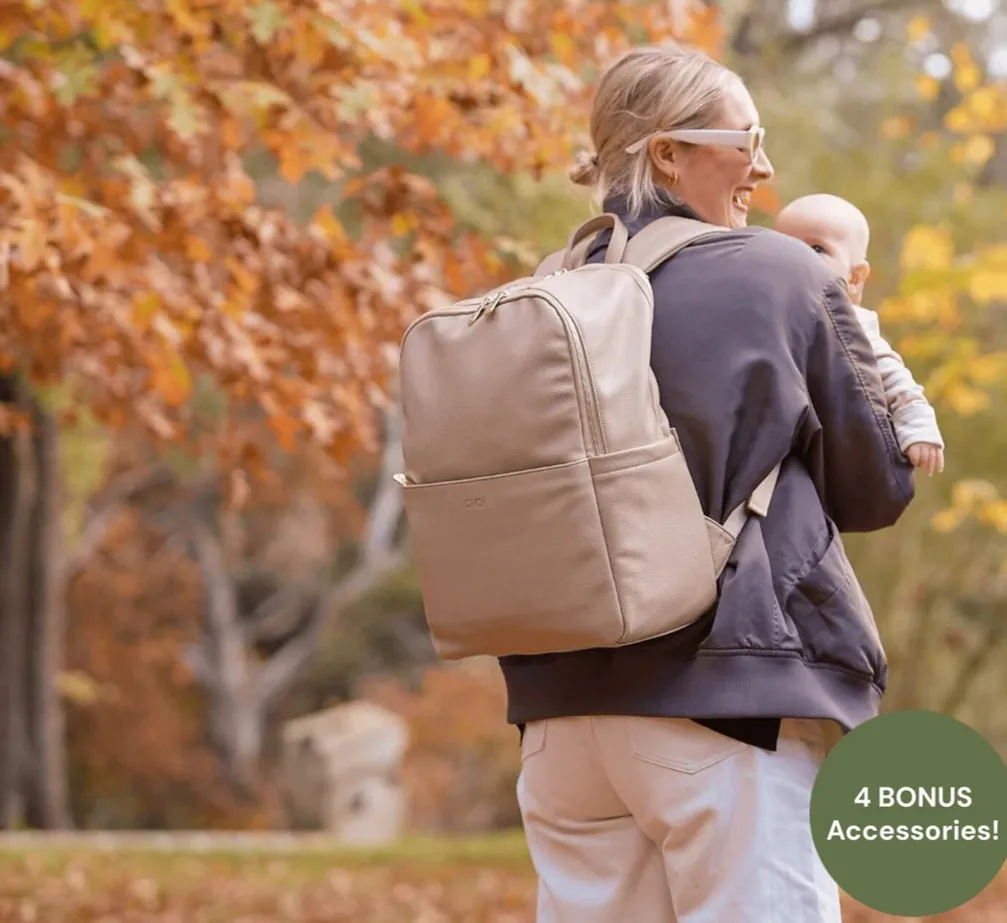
[{"xmin": 625, "ymin": 125, "xmax": 766, "ymax": 161}]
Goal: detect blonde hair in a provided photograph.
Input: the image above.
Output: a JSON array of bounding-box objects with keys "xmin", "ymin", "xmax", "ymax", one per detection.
[{"xmin": 570, "ymin": 42, "xmax": 738, "ymax": 217}]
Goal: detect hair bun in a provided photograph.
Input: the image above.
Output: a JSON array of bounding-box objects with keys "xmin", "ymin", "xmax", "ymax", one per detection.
[{"xmin": 569, "ymin": 149, "xmax": 600, "ymax": 187}]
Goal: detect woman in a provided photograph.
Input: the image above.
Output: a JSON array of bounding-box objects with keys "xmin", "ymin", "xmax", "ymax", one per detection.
[{"xmin": 498, "ymin": 42, "xmax": 915, "ymax": 923}]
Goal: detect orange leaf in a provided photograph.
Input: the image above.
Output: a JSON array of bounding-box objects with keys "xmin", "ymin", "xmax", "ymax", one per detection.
[
  {"xmin": 150, "ymin": 349, "xmax": 192, "ymax": 407},
  {"xmin": 18, "ymin": 219, "xmax": 47, "ymax": 272}
]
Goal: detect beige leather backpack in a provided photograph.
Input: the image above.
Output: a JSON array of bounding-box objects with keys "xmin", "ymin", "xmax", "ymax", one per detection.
[{"xmin": 394, "ymin": 213, "xmax": 780, "ymax": 660}]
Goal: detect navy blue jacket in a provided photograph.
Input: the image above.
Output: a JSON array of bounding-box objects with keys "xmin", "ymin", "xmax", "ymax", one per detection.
[{"xmin": 498, "ymin": 193, "xmax": 915, "ymax": 742}]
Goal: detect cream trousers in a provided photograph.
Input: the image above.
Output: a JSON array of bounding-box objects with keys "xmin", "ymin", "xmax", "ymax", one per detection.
[{"xmin": 517, "ymin": 715, "xmax": 842, "ymax": 923}]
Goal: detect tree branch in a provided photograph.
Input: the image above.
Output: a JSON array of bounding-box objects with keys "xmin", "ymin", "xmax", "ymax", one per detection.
[
  {"xmin": 253, "ymin": 407, "xmax": 408, "ymax": 709},
  {"xmin": 941, "ymin": 606, "xmax": 1006, "ymax": 716},
  {"xmin": 242, "ymin": 583, "xmax": 310, "ymax": 645},
  {"xmin": 62, "ymin": 466, "xmax": 174, "ymax": 584},
  {"xmin": 361, "ymin": 407, "xmax": 405, "ymax": 560},
  {"xmin": 785, "ymin": 0, "xmax": 946, "ymax": 52},
  {"xmin": 734, "ymin": 0, "xmax": 946, "ymax": 59},
  {"xmin": 255, "ymin": 592, "xmax": 329, "ymax": 710},
  {"xmin": 186, "ymin": 516, "xmax": 248, "ymax": 699}
]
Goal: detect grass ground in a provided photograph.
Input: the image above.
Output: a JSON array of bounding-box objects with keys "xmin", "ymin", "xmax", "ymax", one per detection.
[{"xmin": 0, "ymin": 831, "xmax": 1003, "ymax": 922}]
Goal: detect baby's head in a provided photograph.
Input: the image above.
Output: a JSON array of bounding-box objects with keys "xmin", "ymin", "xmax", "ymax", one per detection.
[{"xmin": 775, "ymin": 194, "xmax": 871, "ymax": 304}]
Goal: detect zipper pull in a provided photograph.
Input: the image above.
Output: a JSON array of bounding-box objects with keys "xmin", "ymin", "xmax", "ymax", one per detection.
[{"xmin": 467, "ymin": 289, "xmax": 508, "ymax": 326}]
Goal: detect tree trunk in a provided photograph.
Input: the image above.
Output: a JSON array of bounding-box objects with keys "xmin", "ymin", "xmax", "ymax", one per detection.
[
  {"xmin": 23, "ymin": 406, "xmax": 71, "ymax": 828},
  {"xmin": 0, "ymin": 378, "xmax": 72, "ymax": 829},
  {"xmin": 0, "ymin": 376, "xmax": 34, "ymax": 828}
]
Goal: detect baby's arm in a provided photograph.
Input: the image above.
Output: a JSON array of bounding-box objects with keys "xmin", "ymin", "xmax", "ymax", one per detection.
[{"xmin": 854, "ymin": 308, "xmax": 945, "ymax": 466}]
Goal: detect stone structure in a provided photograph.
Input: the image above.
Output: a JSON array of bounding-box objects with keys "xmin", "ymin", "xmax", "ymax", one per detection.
[{"xmin": 280, "ymin": 701, "xmax": 409, "ymax": 845}]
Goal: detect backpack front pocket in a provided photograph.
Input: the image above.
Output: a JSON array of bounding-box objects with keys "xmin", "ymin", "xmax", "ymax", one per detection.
[{"xmin": 400, "ymin": 457, "xmax": 621, "ymax": 659}]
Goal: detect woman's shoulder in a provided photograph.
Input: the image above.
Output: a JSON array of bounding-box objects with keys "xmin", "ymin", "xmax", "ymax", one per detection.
[
  {"xmin": 730, "ymin": 226, "xmax": 835, "ymax": 279},
  {"xmin": 705, "ymin": 226, "xmax": 843, "ymax": 316}
]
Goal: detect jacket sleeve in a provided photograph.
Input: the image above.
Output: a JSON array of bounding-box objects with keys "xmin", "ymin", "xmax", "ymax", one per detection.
[{"xmin": 797, "ymin": 279, "xmax": 916, "ymax": 532}]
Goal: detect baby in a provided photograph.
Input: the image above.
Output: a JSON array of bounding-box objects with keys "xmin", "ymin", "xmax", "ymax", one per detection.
[{"xmin": 776, "ymin": 193, "xmax": 945, "ymax": 477}]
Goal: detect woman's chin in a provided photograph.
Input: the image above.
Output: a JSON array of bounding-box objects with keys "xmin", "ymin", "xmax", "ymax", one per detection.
[{"xmin": 729, "ymin": 205, "xmax": 750, "ymax": 228}]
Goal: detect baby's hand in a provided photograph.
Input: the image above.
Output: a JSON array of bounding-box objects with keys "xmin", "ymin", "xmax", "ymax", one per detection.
[{"xmin": 907, "ymin": 443, "xmax": 945, "ymax": 477}]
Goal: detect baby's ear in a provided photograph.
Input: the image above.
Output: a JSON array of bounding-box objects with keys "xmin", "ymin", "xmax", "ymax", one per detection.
[{"xmin": 848, "ymin": 260, "xmax": 871, "ymax": 301}]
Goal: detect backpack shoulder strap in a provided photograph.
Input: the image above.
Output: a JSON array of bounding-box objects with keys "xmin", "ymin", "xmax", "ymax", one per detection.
[
  {"xmin": 535, "ymin": 213, "xmax": 723, "ymax": 278},
  {"xmin": 621, "ymin": 215, "xmax": 727, "ymax": 273},
  {"xmin": 721, "ymin": 461, "xmax": 782, "ymax": 541},
  {"xmin": 534, "ymin": 212, "xmax": 629, "ymax": 278},
  {"xmin": 626, "ymin": 214, "xmax": 777, "ymax": 536}
]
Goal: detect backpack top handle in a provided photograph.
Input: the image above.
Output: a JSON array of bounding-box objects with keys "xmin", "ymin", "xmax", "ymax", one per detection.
[{"xmin": 560, "ymin": 213, "xmax": 630, "ymax": 271}]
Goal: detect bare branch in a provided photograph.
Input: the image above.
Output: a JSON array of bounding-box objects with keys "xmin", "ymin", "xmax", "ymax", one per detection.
[
  {"xmin": 732, "ymin": 0, "xmax": 946, "ymax": 59},
  {"xmin": 325, "ymin": 407, "xmax": 409, "ymax": 614},
  {"xmin": 361, "ymin": 407, "xmax": 405, "ymax": 560},
  {"xmin": 186, "ymin": 516, "xmax": 250, "ymax": 701},
  {"xmin": 778, "ymin": 0, "xmax": 944, "ymax": 54},
  {"xmin": 62, "ymin": 466, "xmax": 174, "ymax": 584},
  {"xmin": 183, "ymin": 644, "xmax": 215, "ymax": 689},
  {"xmin": 255, "ymin": 592, "xmax": 328, "ymax": 710},
  {"xmin": 941, "ymin": 605, "xmax": 1007, "ymax": 716},
  {"xmin": 242, "ymin": 584, "xmax": 310, "ymax": 645},
  {"xmin": 253, "ymin": 408, "xmax": 409, "ymax": 709}
]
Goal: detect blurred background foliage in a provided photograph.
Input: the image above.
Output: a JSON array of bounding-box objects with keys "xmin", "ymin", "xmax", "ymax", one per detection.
[{"xmin": 0, "ymin": 0, "xmax": 1005, "ymax": 856}]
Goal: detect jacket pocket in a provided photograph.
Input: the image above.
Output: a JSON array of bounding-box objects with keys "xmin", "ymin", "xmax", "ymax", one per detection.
[{"xmin": 786, "ymin": 522, "xmax": 886, "ymax": 683}]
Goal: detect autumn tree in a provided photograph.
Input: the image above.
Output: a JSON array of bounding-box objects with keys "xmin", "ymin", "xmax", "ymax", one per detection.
[{"xmin": 0, "ymin": 1, "xmax": 725, "ymax": 824}]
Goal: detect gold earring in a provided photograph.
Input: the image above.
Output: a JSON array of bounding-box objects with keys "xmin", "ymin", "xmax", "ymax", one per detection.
[{"xmin": 669, "ymin": 169, "xmax": 679, "ymax": 186}]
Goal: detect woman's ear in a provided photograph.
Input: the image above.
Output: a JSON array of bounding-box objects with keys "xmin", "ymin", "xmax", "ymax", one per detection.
[
  {"xmin": 848, "ymin": 260, "xmax": 870, "ymax": 303},
  {"xmin": 649, "ymin": 138, "xmax": 680, "ymax": 186}
]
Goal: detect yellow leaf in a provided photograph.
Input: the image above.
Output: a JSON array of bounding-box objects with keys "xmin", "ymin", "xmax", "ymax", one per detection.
[
  {"xmin": 969, "ymin": 270, "xmax": 1007, "ymax": 304},
  {"xmin": 310, "ymin": 205, "xmax": 351, "ymax": 257},
  {"xmin": 944, "ymin": 383, "xmax": 989, "ymax": 416},
  {"xmin": 226, "ymin": 257, "xmax": 258, "ymax": 293},
  {"xmin": 953, "ymin": 63, "xmax": 982, "ymax": 94},
  {"xmin": 952, "ymin": 479, "xmax": 999, "ymax": 507},
  {"xmin": 906, "ymin": 15, "xmax": 931, "ymax": 42},
  {"xmin": 185, "ymin": 235, "xmax": 214, "ymax": 262},
  {"xmin": 469, "ymin": 53, "xmax": 491, "ymax": 81},
  {"xmin": 133, "ymin": 292, "xmax": 160, "ymax": 329},
  {"xmin": 988, "ymin": 502, "xmax": 1007, "ymax": 533},
  {"xmin": 966, "ymin": 87, "xmax": 1007, "ymax": 130},
  {"xmin": 950, "ymin": 42, "xmax": 974, "ymax": 69},
  {"xmin": 391, "ymin": 212, "xmax": 418, "ymax": 236},
  {"xmin": 151, "ymin": 349, "xmax": 192, "ymax": 407},
  {"xmin": 400, "ymin": 0, "xmax": 430, "ymax": 25},
  {"xmin": 56, "ymin": 670, "xmax": 106, "ymax": 706},
  {"xmin": 931, "ymin": 507, "xmax": 963, "ymax": 534},
  {"xmin": 914, "ymin": 74, "xmax": 940, "ymax": 102},
  {"xmin": 901, "ymin": 225, "xmax": 954, "ymax": 273},
  {"xmin": 970, "ymin": 353, "xmax": 1007, "ymax": 384},
  {"xmin": 166, "ymin": 0, "xmax": 208, "ymax": 36},
  {"xmin": 550, "ymin": 33, "xmax": 575, "ymax": 65},
  {"xmin": 965, "ymin": 134, "xmax": 994, "ymax": 166}
]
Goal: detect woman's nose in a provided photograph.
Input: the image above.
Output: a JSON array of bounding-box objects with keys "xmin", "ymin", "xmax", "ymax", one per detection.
[{"xmin": 753, "ymin": 146, "xmax": 774, "ymax": 181}]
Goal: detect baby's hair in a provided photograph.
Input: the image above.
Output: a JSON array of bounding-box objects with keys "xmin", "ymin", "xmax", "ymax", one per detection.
[{"xmin": 778, "ymin": 193, "xmax": 870, "ymax": 260}]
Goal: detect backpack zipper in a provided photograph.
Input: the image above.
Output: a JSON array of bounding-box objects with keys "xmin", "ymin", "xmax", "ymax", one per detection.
[
  {"xmin": 404, "ymin": 264, "xmax": 648, "ymax": 459},
  {"xmin": 467, "ymin": 286, "xmax": 605, "ymax": 457},
  {"xmin": 549, "ymin": 296, "xmax": 606, "ymax": 456}
]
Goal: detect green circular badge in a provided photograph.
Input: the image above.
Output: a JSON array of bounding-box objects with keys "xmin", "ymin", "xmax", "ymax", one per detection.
[{"xmin": 811, "ymin": 710, "xmax": 1007, "ymax": 916}]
